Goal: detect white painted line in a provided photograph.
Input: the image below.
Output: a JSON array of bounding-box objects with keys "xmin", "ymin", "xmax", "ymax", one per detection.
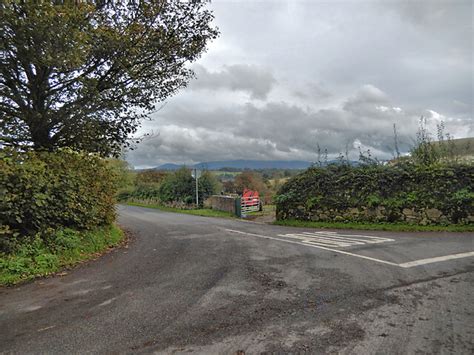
[
  {"xmin": 300, "ymin": 232, "xmax": 379, "ymax": 244},
  {"xmin": 279, "ymin": 231, "xmax": 393, "ymax": 247},
  {"xmin": 223, "ymin": 229, "xmax": 474, "ymax": 269},
  {"xmin": 305, "ymin": 232, "xmax": 394, "ymax": 243},
  {"xmin": 398, "ymin": 251, "xmax": 474, "ymax": 268},
  {"xmin": 224, "ymin": 229, "xmax": 400, "ymax": 267},
  {"xmin": 303, "ymin": 238, "xmax": 363, "ymax": 247},
  {"xmin": 294, "ymin": 233, "xmax": 366, "ymax": 245},
  {"xmin": 279, "ymin": 233, "xmax": 358, "ymax": 247}
]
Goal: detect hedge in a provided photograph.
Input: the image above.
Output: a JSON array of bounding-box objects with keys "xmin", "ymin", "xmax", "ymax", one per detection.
[
  {"xmin": 275, "ymin": 163, "xmax": 474, "ymax": 225},
  {"xmin": 1, "ymin": 149, "xmax": 118, "ymax": 251}
]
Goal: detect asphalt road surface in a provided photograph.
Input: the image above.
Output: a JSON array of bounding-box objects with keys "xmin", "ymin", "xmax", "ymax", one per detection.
[{"xmin": 1, "ymin": 205, "xmax": 473, "ymax": 354}]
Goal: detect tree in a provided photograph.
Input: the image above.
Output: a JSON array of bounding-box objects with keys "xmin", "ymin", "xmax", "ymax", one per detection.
[
  {"xmin": 158, "ymin": 167, "xmax": 194, "ymax": 203},
  {"xmin": 106, "ymin": 158, "xmax": 135, "ymax": 190},
  {"xmin": 1, "ymin": 1, "xmax": 218, "ymax": 155},
  {"xmin": 198, "ymin": 170, "xmax": 220, "ymax": 205},
  {"xmin": 222, "ymin": 180, "xmax": 236, "ymax": 194},
  {"xmin": 135, "ymin": 169, "xmax": 167, "ymax": 186},
  {"xmin": 234, "ymin": 171, "xmax": 267, "ymax": 195}
]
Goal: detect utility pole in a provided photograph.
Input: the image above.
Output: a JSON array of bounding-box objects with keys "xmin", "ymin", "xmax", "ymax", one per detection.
[{"xmin": 194, "ymin": 168, "xmax": 199, "ymax": 207}]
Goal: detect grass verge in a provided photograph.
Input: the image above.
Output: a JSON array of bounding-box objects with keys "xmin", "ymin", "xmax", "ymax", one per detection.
[
  {"xmin": 274, "ymin": 219, "xmax": 474, "ymax": 232},
  {"xmin": 124, "ymin": 201, "xmax": 236, "ymax": 218},
  {"xmin": 0, "ymin": 224, "xmax": 124, "ymax": 286}
]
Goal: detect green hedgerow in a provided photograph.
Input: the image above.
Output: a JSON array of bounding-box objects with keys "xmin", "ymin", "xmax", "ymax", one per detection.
[
  {"xmin": 276, "ymin": 163, "xmax": 474, "ymax": 225},
  {"xmin": 0, "ymin": 149, "xmax": 118, "ymax": 252}
]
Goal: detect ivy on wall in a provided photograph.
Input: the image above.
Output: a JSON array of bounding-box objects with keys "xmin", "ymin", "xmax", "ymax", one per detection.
[{"xmin": 275, "ymin": 164, "xmax": 474, "ymax": 225}]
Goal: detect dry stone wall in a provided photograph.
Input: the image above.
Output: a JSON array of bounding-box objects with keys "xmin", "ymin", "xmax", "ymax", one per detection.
[
  {"xmin": 205, "ymin": 195, "xmax": 237, "ymax": 214},
  {"xmin": 276, "ymin": 164, "xmax": 474, "ymax": 225}
]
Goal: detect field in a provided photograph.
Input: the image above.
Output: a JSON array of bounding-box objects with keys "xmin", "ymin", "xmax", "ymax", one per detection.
[{"xmin": 438, "ymin": 137, "xmax": 474, "ymax": 161}]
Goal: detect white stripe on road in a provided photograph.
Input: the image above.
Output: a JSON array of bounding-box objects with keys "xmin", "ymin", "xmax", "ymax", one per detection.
[
  {"xmin": 301, "ymin": 232, "xmax": 394, "ymax": 243},
  {"xmin": 398, "ymin": 251, "xmax": 474, "ymax": 268},
  {"xmin": 223, "ymin": 229, "xmax": 474, "ymax": 268},
  {"xmin": 277, "ymin": 231, "xmax": 394, "ymax": 248},
  {"xmin": 278, "ymin": 233, "xmax": 362, "ymax": 247},
  {"xmin": 224, "ymin": 229, "xmax": 399, "ymax": 267},
  {"xmin": 301, "ymin": 232, "xmax": 388, "ymax": 244}
]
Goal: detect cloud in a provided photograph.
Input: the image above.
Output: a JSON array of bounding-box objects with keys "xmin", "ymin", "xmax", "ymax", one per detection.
[
  {"xmin": 293, "ymin": 82, "xmax": 332, "ymax": 100},
  {"xmin": 125, "ymin": 1, "xmax": 472, "ymax": 168},
  {"xmin": 126, "ymin": 84, "xmax": 472, "ymax": 168},
  {"xmin": 189, "ymin": 64, "xmax": 277, "ymax": 100},
  {"xmin": 387, "ymin": 1, "xmax": 472, "ymax": 30}
]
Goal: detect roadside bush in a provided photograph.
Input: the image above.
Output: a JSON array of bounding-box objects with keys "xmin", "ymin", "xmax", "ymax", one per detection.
[
  {"xmin": 120, "ymin": 167, "xmax": 219, "ymax": 207},
  {"xmin": 0, "ymin": 149, "xmax": 118, "ymax": 251},
  {"xmin": 276, "ymin": 163, "xmax": 474, "ymax": 225}
]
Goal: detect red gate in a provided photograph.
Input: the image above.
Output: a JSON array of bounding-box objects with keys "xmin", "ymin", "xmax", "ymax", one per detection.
[{"xmin": 241, "ymin": 189, "xmax": 261, "ymax": 214}]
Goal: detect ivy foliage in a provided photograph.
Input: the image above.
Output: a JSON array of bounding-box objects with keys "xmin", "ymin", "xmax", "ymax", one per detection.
[
  {"xmin": 0, "ymin": 149, "xmax": 118, "ymax": 251},
  {"xmin": 276, "ymin": 163, "xmax": 474, "ymax": 224}
]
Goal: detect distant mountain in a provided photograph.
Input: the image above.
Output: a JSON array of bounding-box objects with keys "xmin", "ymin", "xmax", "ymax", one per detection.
[
  {"xmin": 194, "ymin": 160, "xmax": 315, "ymax": 170},
  {"xmin": 157, "ymin": 163, "xmax": 184, "ymax": 170},
  {"xmin": 155, "ymin": 160, "xmax": 315, "ymax": 171}
]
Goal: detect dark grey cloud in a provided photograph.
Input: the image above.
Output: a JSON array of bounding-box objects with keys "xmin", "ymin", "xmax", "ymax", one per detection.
[
  {"xmin": 126, "ymin": 0, "xmax": 473, "ymax": 168},
  {"xmin": 293, "ymin": 82, "xmax": 332, "ymax": 100},
  {"xmin": 387, "ymin": 0, "xmax": 472, "ymax": 30},
  {"xmin": 127, "ymin": 84, "xmax": 473, "ymax": 168},
  {"xmin": 189, "ymin": 64, "xmax": 276, "ymax": 100}
]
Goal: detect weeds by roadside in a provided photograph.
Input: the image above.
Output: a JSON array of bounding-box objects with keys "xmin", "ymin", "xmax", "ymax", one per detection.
[{"xmin": 0, "ymin": 225, "xmax": 124, "ymax": 286}]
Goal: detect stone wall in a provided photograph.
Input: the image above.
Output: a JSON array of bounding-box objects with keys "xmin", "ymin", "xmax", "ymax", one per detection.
[
  {"xmin": 205, "ymin": 195, "xmax": 237, "ymax": 214},
  {"xmin": 275, "ymin": 164, "xmax": 473, "ymax": 226},
  {"xmin": 277, "ymin": 204, "xmax": 474, "ymax": 225}
]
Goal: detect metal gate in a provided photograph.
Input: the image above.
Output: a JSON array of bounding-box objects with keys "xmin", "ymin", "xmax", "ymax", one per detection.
[{"xmin": 239, "ymin": 189, "xmax": 261, "ymax": 216}]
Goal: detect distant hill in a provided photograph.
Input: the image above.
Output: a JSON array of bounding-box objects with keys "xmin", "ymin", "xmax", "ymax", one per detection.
[
  {"xmin": 433, "ymin": 137, "xmax": 474, "ymax": 163},
  {"xmin": 154, "ymin": 159, "xmax": 361, "ymax": 171},
  {"xmin": 436, "ymin": 137, "xmax": 474, "ymax": 157},
  {"xmin": 157, "ymin": 163, "xmax": 185, "ymax": 170},
  {"xmin": 391, "ymin": 137, "xmax": 474, "ymax": 165},
  {"xmin": 156, "ymin": 160, "xmax": 314, "ymax": 171}
]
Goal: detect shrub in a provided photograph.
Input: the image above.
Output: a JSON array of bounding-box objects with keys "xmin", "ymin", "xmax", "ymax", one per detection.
[
  {"xmin": 276, "ymin": 163, "xmax": 474, "ymax": 225},
  {"xmin": 121, "ymin": 167, "xmax": 219, "ymax": 207},
  {"xmin": 0, "ymin": 149, "xmax": 118, "ymax": 251}
]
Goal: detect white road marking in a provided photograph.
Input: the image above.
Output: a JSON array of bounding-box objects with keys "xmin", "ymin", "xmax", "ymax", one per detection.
[
  {"xmin": 223, "ymin": 229, "xmax": 474, "ymax": 268},
  {"xmin": 301, "ymin": 232, "xmax": 394, "ymax": 243},
  {"xmin": 398, "ymin": 251, "xmax": 474, "ymax": 268},
  {"xmin": 278, "ymin": 231, "xmax": 394, "ymax": 248},
  {"xmin": 224, "ymin": 229, "xmax": 399, "ymax": 267},
  {"xmin": 279, "ymin": 233, "xmax": 359, "ymax": 247}
]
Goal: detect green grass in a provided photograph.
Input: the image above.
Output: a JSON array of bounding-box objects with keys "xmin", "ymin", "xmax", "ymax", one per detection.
[
  {"xmin": 436, "ymin": 137, "xmax": 474, "ymax": 156},
  {"xmin": 274, "ymin": 219, "xmax": 474, "ymax": 232},
  {"xmin": 124, "ymin": 201, "xmax": 236, "ymax": 218},
  {"xmin": 0, "ymin": 224, "xmax": 124, "ymax": 286}
]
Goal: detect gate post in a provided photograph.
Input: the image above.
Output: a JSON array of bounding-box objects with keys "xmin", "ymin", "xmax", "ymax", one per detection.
[{"xmin": 235, "ymin": 197, "xmax": 242, "ymax": 217}]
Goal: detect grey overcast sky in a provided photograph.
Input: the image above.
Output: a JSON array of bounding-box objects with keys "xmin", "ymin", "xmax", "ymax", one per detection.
[{"xmin": 126, "ymin": 0, "xmax": 473, "ymax": 169}]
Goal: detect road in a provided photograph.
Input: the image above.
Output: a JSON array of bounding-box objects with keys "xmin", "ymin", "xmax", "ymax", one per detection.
[{"xmin": 1, "ymin": 205, "xmax": 473, "ymax": 354}]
